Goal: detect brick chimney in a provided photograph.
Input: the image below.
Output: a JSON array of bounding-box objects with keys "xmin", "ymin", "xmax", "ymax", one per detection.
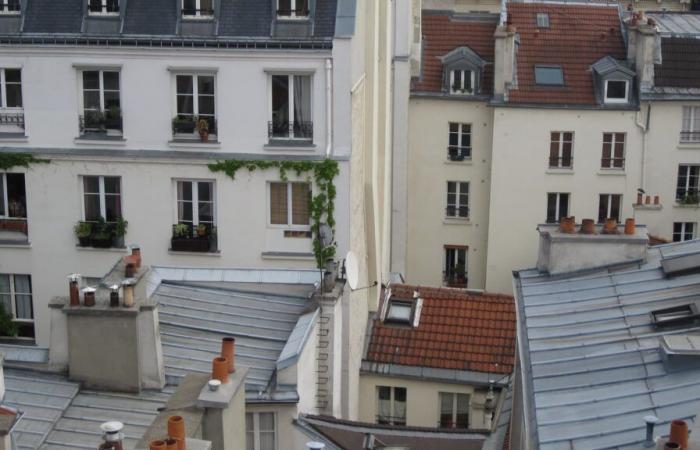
[
  {"xmin": 493, "ymin": 24, "xmax": 517, "ymax": 101},
  {"xmin": 626, "ymin": 13, "xmax": 660, "ymax": 90}
]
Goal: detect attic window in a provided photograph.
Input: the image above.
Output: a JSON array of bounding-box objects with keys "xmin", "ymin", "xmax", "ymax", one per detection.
[
  {"xmin": 450, "ymin": 70, "xmax": 474, "ymax": 95},
  {"xmin": 535, "ymin": 66, "xmax": 564, "ymax": 86},
  {"xmin": 0, "ymin": 0, "xmax": 19, "ymax": 14},
  {"xmin": 651, "ymin": 304, "xmax": 700, "ymax": 329},
  {"xmin": 536, "ymin": 13, "xmax": 550, "ymax": 28},
  {"xmin": 604, "ymin": 80, "xmax": 628, "ymax": 103},
  {"xmin": 386, "ymin": 300, "xmax": 413, "ymax": 323},
  {"xmin": 182, "ymin": 0, "xmax": 213, "ymax": 17},
  {"xmin": 278, "ymin": 0, "xmax": 309, "ymax": 18},
  {"xmin": 88, "ymin": 0, "xmax": 119, "ymax": 14}
]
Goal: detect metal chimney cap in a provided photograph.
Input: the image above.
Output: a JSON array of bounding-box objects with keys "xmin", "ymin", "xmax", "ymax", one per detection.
[
  {"xmin": 644, "ymin": 415, "xmax": 660, "ymax": 424},
  {"xmin": 306, "ymin": 442, "xmax": 326, "ymax": 450},
  {"xmin": 100, "ymin": 421, "xmax": 124, "ymax": 433}
]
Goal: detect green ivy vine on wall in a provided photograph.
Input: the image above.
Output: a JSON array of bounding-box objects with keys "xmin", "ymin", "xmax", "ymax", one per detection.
[
  {"xmin": 208, "ymin": 158, "xmax": 340, "ymax": 269},
  {"xmin": 0, "ymin": 152, "xmax": 49, "ymax": 171}
]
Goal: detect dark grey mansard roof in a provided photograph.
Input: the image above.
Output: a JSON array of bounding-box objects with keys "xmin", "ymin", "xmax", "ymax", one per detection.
[{"xmin": 19, "ymin": 0, "xmax": 338, "ymax": 42}]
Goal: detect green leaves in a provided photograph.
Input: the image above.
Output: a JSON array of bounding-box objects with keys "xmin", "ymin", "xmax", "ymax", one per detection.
[
  {"xmin": 208, "ymin": 158, "xmax": 340, "ymax": 269},
  {"xmin": 0, "ymin": 153, "xmax": 49, "ymax": 171}
]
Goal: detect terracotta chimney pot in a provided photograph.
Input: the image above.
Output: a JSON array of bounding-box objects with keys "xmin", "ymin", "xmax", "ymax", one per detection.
[
  {"xmin": 637, "ymin": 193, "xmax": 643, "ymax": 205},
  {"xmin": 669, "ymin": 420, "xmax": 688, "ymax": 450},
  {"xmin": 645, "ymin": 195, "xmax": 651, "ymax": 204},
  {"xmin": 69, "ymin": 279, "xmax": 80, "ymax": 307},
  {"xmin": 624, "ymin": 218, "xmax": 636, "ymax": 235},
  {"xmin": 602, "ymin": 218, "xmax": 618, "ymax": 234},
  {"xmin": 559, "ymin": 216, "xmax": 576, "ymax": 234},
  {"xmin": 167, "ymin": 416, "xmax": 186, "ymax": 450},
  {"xmin": 580, "ymin": 219, "xmax": 596, "ymax": 234},
  {"xmin": 164, "ymin": 438, "xmax": 178, "ymax": 450},
  {"xmin": 82, "ymin": 287, "xmax": 96, "ymax": 307},
  {"xmin": 149, "ymin": 441, "xmax": 167, "ymax": 450},
  {"xmin": 131, "ymin": 245, "xmax": 141, "ymax": 269},
  {"xmin": 125, "ymin": 262, "xmax": 136, "ymax": 278},
  {"xmin": 654, "ymin": 195, "xmax": 660, "ymax": 205},
  {"xmin": 665, "ymin": 443, "xmax": 681, "ymax": 450},
  {"xmin": 99, "ymin": 444, "xmax": 116, "ymax": 450},
  {"xmin": 221, "ymin": 337, "xmax": 236, "ymax": 373},
  {"xmin": 212, "ymin": 357, "xmax": 229, "ymax": 384}
]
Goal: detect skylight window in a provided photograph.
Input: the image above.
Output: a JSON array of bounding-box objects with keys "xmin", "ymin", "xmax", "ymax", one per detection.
[
  {"xmin": 604, "ymin": 80, "xmax": 628, "ymax": 103},
  {"xmin": 536, "ymin": 13, "xmax": 550, "ymax": 28},
  {"xmin": 386, "ymin": 300, "xmax": 413, "ymax": 323},
  {"xmin": 651, "ymin": 304, "xmax": 700, "ymax": 329},
  {"xmin": 535, "ymin": 66, "xmax": 564, "ymax": 86}
]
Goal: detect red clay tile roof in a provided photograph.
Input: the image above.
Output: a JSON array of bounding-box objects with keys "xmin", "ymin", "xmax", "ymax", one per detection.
[
  {"xmin": 506, "ymin": 3, "xmax": 626, "ymax": 105},
  {"xmin": 412, "ymin": 12, "xmax": 498, "ymax": 93},
  {"xmin": 365, "ymin": 285, "xmax": 516, "ymax": 374}
]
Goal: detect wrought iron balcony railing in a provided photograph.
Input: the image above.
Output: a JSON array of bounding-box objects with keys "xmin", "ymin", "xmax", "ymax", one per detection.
[
  {"xmin": 0, "ymin": 112, "xmax": 24, "ymax": 129},
  {"xmin": 268, "ymin": 121, "xmax": 313, "ymax": 141},
  {"xmin": 447, "ymin": 145, "xmax": 471, "ymax": 161},
  {"xmin": 445, "ymin": 205, "xmax": 469, "ymax": 218}
]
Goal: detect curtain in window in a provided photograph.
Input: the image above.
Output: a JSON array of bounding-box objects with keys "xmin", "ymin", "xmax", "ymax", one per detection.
[
  {"xmin": 270, "ymin": 183, "xmax": 288, "ymax": 225},
  {"xmin": 106, "ymin": 0, "xmax": 119, "ymax": 12},
  {"xmin": 83, "ymin": 176, "xmax": 101, "ymax": 221},
  {"xmin": 13, "ymin": 275, "xmax": 32, "ymax": 320},
  {"xmin": 439, "ymin": 393, "xmax": 453, "ymax": 427},
  {"xmin": 197, "ymin": 182, "xmax": 214, "ymax": 226},
  {"xmin": 0, "ymin": 275, "xmax": 11, "ymax": 317},
  {"xmin": 456, "ymin": 394, "xmax": 470, "ymax": 428},
  {"xmin": 293, "ymin": 75, "xmax": 311, "ymax": 138},
  {"xmin": 377, "ymin": 386, "xmax": 391, "ymax": 423},
  {"xmin": 200, "ymin": 0, "xmax": 213, "ymax": 13},
  {"xmin": 393, "ymin": 387, "xmax": 407, "ymax": 425},
  {"xmin": 291, "ymin": 183, "xmax": 310, "ymax": 225},
  {"xmin": 177, "ymin": 181, "xmax": 193, "ymax": 224},
  {"xmin": 258, "ymin": 413, "xmax": 275, "ymax": 450}
]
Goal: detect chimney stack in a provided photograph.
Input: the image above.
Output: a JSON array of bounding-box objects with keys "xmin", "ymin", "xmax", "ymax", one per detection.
[
  {"xmin": 100, "ymin": 421, "xmax": 124, "ymax": 450},
  {"xmin": 493, "ymin": 24, "xmax": 517, "ymax": 101},
  {"xmin": 626, "ymin": 13, "xmax": 659, "ymax": 90}
]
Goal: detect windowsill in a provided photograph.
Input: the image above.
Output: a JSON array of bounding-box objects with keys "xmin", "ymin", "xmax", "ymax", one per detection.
[
  {"xmin": 445, "ymin": 158, "xmax": 472, "ymax": 165},
  {"xmin": 443, "ymin": 217, "xmax": 471, "ymax": 225},
  {"xmin": 261, "ymin": 251, "xmax": 315, "ymax": 260},
  {"xmin": 87, "ymin": 12, "xmax": 120, "ymax": 17},
  {"xmin": 76, "ymin": 245, "xmax": 128, "ymax": 253},
  {"xmin": 75, "ymin": 135, "xmax": 126, "ymax": 146},
  {"xmin": 0, "ymin": 240, "xmax": 30, "ymax": 248},
  {"xmin": 0, "ymin": 133, "xmax": 27, "ymax": 142},
  {"xmin": 264, "ymin": 140, "xmax": 316, "ymax": 151},
  {"xmin": 545, "ymin": 168, "xmax": 574, "ymax": 175},
  {"xmin": 597, "ymin": 169, "xmax": 626, "ymax": 176},
  {"xmin": 677, "ymin": 142, "xmax": 700, "ymax": 150},
  {"xmin": 674, "ymin": 203, "xmax": 700, "ymax": 209},
  {"xmin": 634, "ymin": 203, "xmax": 662, "ymax": 211},
  {"xmin": 181, "ymin": 15, "xmax": 215, "ymax": 21},
  {"xmin": 276, "ymin": 16, "xmax": 311, "ymax": 21},
  {"xmin": 168, "ymin": 139, "xmax": 221, "ymax": 149},
  {"xmin": 168, "ymin": 249, "xmax": 221, "ymax": 256}
]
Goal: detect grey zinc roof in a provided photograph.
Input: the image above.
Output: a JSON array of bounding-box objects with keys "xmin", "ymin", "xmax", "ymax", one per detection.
[
  {"xmin": 647, "ymin": 12, "xmax": 700, "ymax": 36},
  {"xmin": 122, "ymin": 0, "xmax": 178, "ymax": 35},
  {"xmin": 514, "ymin": 239, "xmax": 700, "ymax": 450},
  {"xmin": 22, "ymin": 0, "xmax": 83, "ymax": 33}
]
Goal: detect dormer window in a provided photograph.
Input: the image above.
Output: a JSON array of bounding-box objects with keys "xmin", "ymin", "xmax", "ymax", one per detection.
[
  {"xmin": 386, "ymin": 300, "xmax": 413, "ymax": 323},
  {"xmin": 182, "ymin": 0, "xmax": 213, "ymax": 17},
  {"xmin": 88, "ymin": 0, "xmax": 119, "ymax": 14},
  {"xmin": 277, "ymin": 0, "xmax": 309, "ymax": 18},
  {"xmin": 536, "ymin": 13, "xmax": 550, "ymax": 28},
  {"xmin": 0, "ymin": 0, "xmax": 20, "ymax": 14},
  {"xmin": 450, "ymin": 70, "xmax": 474, "ymax": 95},
  {"xmin": 604, "ymin": 80, "xmax": 628, "ymax": 103}
]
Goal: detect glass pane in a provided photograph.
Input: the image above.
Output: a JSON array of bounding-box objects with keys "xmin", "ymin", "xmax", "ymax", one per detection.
[
  {"xmin": 610, "ymin": 195, "xmax": 621, "ymax": 221},
  {"xmin": 271, "ymin": 75, "xmax": 289, "ymax": 136},
  {"xmin": 198, "ymin": 182, "xmax": 212, "ymax": 201},
  {"xmin": 5, "ymin": 84, "xmax": 21, "ymax": 108},
  {"xmin": 83, "ymin": 91, "xmax": 101, "ymax": 111},
  {"xmin": 104, "ymin": 92, "xmax": 120, "ymax": 110},
  {"xmin": 386, "ymin": 302, "xmax": 412, "ymax": 321},
  {"xmin": 84, "ymin": 194, "xmax": 101, "ymax": 221},
  {"xmin": 546, "ymin": 193, "xmax": 556, "ymax": 223},
  {"xmin": 15, "ymin": 294, "xmax": 32, "ymax": 320},
  {"xmin": 198, "ymin": 202, "xmax": 213, "ymax": 224},
  {"xmin": 291, "ymin": 183, "xmax": 310, "ymax": 225},
  {"xmin": 198, "ymin": 76, "xmax": 215, "ymax": 95},
  {"xmin": 394, "ymin": 387, "xmax": 407, "ymax": 422},
  {"xmin": 245, "ymin": 413, "xmax": 254, "ymax": 450},
  {"xmin": 198, "ymin": 96, "xmax": 215, "ymax": 116},
  {"xmin": 14, "ymin": 274, "xmax": 30, "ymax": 294},
  {"xmin": 0, "ymin": 176, "xmax": 5, "ymax": 216},
  {"xmin": 535, "ymin": 66, "xmax": 564, "ymax": 85},
  {"xmin": 606, "ymin": 80, "xmax": 627, "ymax": 99},
  {"xmin": 177, "ymin": 75, "xmax": 194, "ymax": 95},
  {"xmin": 270, "ymin": 183, "xmax": 288, "ymax": 225},
  {"xmin": 178, "ymin": 201, "xmax": 193, "ymax": 222},
  {"xmin": 103, "ymin": 177, "xmax": 120, "ymax": 194},
  {"xmin": 559, "ymin": 193, "xmax": 569, "ymax": 218},
  {"xmin": 83, "ymin": 176, "xmax": 100, "ymax": 194},
  {"xmin": 83, "ymin": 71, "xmax": 100, "ymax": 90},
  {"xmin": 259, "ymin": 432, "xmax": 274, "ymax": 450},
  {"xmin": 293, "ymin": 75, "xmax": 311, "ymax": 133},
  {"xmin": 178, "ymin": 181, "xmax": 193, "ymax": 201},
  {"xmin": 89, "ymin": 0, "xmax": 102, "ymax": 11},
  {"xmin": 0, "ymin": 295, "xmax": 10, "ymax": 319},
  {"xmin": 103, "ymin": 71, "xmax": 120, "ymax": 90},
  {"xmin": 200, "ymin": 0, "xmax": 213, "ymax": 12},
  {"xmin": 598, "ymin": 195, "xmax": 608, "ymax": 223},
  {"xmin": 259, "ymin": 413, "xmax": 275, "ymax": 432},
  {"xmin": 6, "ymin": 173, "xmax": 25, "ymax": 218},
  {"xmin": 105, "ymin": 195, "xmax": 122, "ymax": 222},
  {"xmin": 5, "ymin": 69, "xmax": 20, "ymax": 84},
  {"xmin": 0, "ymin": 274, "xmax": 9, "ymax": 294},
  {"xmin": 177, "ymin": 94, "xmax": 194, "ymax": 116}
]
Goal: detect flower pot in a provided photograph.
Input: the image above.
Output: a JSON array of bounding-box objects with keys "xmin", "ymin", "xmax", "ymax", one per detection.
[
  {"xmin": 199, "ymin": 130, "xmax": 209, "ymax": 142},
  {"xmin": 580, "ymin": 219, "xmax": 596, "ymax": 234},
  {"xmin": 78, "ymin": 236, "xmax": 91, "ymax": 247},
  {"xmin": 149, "ymin": 440, "xmax": 167, "ymax": 450},
  {"xmin": 559, "ymin": 217, "xmax": 576, "ymax": 234},
  {"xmin": 91, "ymin": 236, "xmax": 114, "ymax": 248},
  {"xmin": 602, "ymin": 218, "xmax": 618, "ymax": 234},
  {"xmin": 624, "ymin": 218, "xmax": 636, "ymax": 235}
]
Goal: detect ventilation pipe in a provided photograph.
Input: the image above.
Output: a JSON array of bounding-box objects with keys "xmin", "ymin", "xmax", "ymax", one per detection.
[
  {"xmin": 643, "ymin": 415, "xmax": 659, "ymax": 447},
  {"xmin": 100, "ymin": 421, "xmax": 124, "ymax": 450},
  {"xmin": 325, "ymin": 59, "xmax": 333, "ymax": 157}
]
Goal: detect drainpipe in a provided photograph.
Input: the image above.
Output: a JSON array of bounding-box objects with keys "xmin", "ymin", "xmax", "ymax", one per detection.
[
  {"xmin": 325, "ymin": 59, "xmax": 333, "ymax": 158},
  {"xmin": 635, "ymin": 102, "xmax": 651, "ymax": 191}
]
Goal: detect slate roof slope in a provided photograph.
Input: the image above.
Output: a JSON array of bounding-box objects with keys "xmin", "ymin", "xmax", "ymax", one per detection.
[
  {"xmin": 23, "ymin": 0, "xmax": 83, "ymax": 33},
  {"xmin": 122, "ymin": 0, "xmax": 178, "ymax": 36},
  {"xmin": 506, "ymin": 3, "xmax": 626, "ymax": 105},
  {"xmin": 365, "ymin": 284, "xmax": 516, "ymax": 375},
  {"xmin": 514, "ymin": 239, "xmax": 700, "ymax": 450},
  {"xmin": 412, "ymin": 12, "xmax": 498, "ymax": 95}
]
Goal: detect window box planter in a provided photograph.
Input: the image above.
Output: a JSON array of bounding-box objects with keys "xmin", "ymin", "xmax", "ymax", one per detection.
[
  {"xmin": 90, "ymin": 235, "xmax": 115, "ymax": 248},
  {"xmin": 172, "ymin": 117, "xmax": 197, "ymax": 134},
  {"xmin": 170, "ymin": 237, "xmax": 212, "ymax": 252},
  {"xmin": 170, "ymin": 223, "xmax": 217, "ymax": 253}
]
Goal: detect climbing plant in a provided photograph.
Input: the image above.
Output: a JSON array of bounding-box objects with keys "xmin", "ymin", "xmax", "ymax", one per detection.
[
  {"xmin": 0, "ymin": 152, "xmax": 49, "ymax": 171},
  {"xmin": 208, "ymin": 158, "xmax": 340, "ymax": 268}
]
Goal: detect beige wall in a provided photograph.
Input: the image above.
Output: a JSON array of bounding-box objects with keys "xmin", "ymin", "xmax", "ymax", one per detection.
[
  {"xmin": 405, "ymin": 98, "xmax": 493, "ymax": 289},
  {"xmin": 486, "ymin": 108, "xmax": 642, "ymax": 293},
  {"xmin": 359, "ymin": 373, "xmax": 495, "ymax": 429}
]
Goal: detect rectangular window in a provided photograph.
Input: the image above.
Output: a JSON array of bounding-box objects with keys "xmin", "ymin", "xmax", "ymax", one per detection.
[
  {"xmin": 673, "ymin": 222, "xmax": 696, "ymax": 242},
  {"xmin": 0, "ymin": 0, "xmax": 20, "ymax": 13},
  {"xmin": 598, "ymin": 194, "xmax": 622, "ymax": 223},
  {"xmin": 385, "ymin": 300, "xmax": 413, "ymax": 323},
  {"xmin": 182, "ymin": 0, "xmax": 213, "ymax": 16},
  {"xmin": 270, "ymin": 74, "xmax": 312, "ymax": 140},
  {"xmin": 601, "ymin": 133, "xmax": 625, "ymax": 169},
  {"xmin": 376, "ymin": 386, "xmax": 407, "ymax": 426},
  {"xmin": 536, "ymin": 13, "xmax": 550, "ymax": 27},
  {"xmin": 174, "ymin": 74, "xmax": 216, "ymax": 136},
  {"xmin": 681, "ymin": 106, "xmax": 700, "ymax": 143},
  {"xmin": 535, "ymin": 66, "xmax": 564, "ymax": 85},
  {"xmin": 448, "ymin": 123, "xmax": 471, "ymax": 160},
  {"xmin": 546, "ymin": 193, "xmax": 569, "ymax": 224},
  {"xmin": 176, "ymin": 180, "xmax": 215, "ymax": 229},
  {"xmin": 676, "ymin": 165, "xmax": 700, "ymax": 204},
  {"xmin": 245, "ymin": 412, "xmax": 276, "ymax": 450},
  {"xmin": 81, "ymin": 70, "xmax": 121, "ymax": 133},
  {"xmin": 444, "ymin": 245, "xmax": 467, "ymax": 287},
  {"xmin": 439, "ymin": 392, "xmax": 470, "ymax": 429},
  {"xmin": 0, "ymin": 69, "xmax": 21, "ymax": 109},
  {"xmin": 0, "ymin": 173, "xmax": 25, "ymax": 219},
  {"xmin": 450, "ymin": 70, "xmax": 473, "ymax": 94},
  {"xmin": 604, "ymin": 80, "xmax": 628, "ymax": 103},
  {"xmin": 82, "ymin": 176, "xmax": 122, "ymax": 222},
  {"xmin": 88, "ymin": 0, "xmax": 119, "ymax": 14},
  {"xmin": 269, "ymin": 182, "xmax": 310, "ymax": 227},
  {"xmin": 446, "ymin": 181, "xmax": 469, "ymax": 218},
  {"xmin": 549, "ymin": 132, "xmax": 573, "ymax": 168},
  {"xmin": 277, "ymin": 0, "xmax": 309, "ymax": 17},
  {"xmin": 0, "ymin": 274, "xmax": 34, "ymax": 339}
]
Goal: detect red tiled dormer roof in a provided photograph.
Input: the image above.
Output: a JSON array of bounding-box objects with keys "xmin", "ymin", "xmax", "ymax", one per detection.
[
  {"xmin": 506, "ymin": 3, "xmax": 626, "ymax": 105},
  {"xmin": 412, "ymin": 12, "xmax": 498, "ymax": 94},
  {"xmin": 365, "ymin": 285, "xmax": 516, "ymax": 374}
]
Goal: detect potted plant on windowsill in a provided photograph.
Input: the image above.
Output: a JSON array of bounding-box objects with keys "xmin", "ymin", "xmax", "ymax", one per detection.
[
  {"xmin": 196, "ymin": 118, "xmax": 210, "ymax": 142},
  {"xmin": 90, "ymin": 217, "xmax": 115, "ymax": 248},
  {"xmin": 104, "ymin": 106, "xmax": 122, "ymax": 132},
  {"xmin": 114, "ymin": 217, "xmax": 128, "ymax": 248},
  {"xmin": 680, "ymin": 192, "xmax": 699, "ymax": 205},
  {"xmin": 0, "ymin": 303, "xmax": 17, "ymax": 338},
  {"xmin": 74, "ymin": 221, "xmax": 92, "ymax": 247},
  {"xmin": 84, "ymin": 110, "xmax": 106, "ymax": 132},
  {"xmin": 172, "ymin": 116, "xmax": 196, "ymax": 134}
]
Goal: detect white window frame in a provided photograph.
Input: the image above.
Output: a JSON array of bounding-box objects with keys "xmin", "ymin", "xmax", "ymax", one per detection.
[
  {"xmin": 182, "ymin": 0, "xmax": 213, "ymax": 17},
  {"xmin": 546, "ymin": 192, "xmax": 569, "ymax": 224},
  {"xmin": 438, "ymin": 392, "xmax": 471, "ymax": 429},
  {"xmin": 536, "ymin": 12, "xmax": 550, "ymax": 27},
  {"xmin": 0, "ymin": 172, "xmax": 25, "ymax": 219},
  {"xmin": 376, "ymin": 386, "xmax": 407, "ymax": 426},
  {"xmin": 267, "ymin": 181, "xmax": 311, "ymax": 230},
  {"xmin": 0, "ymin": 68, "xmax": 21, "ymax": 110},
  {"xmin": 174, "ymin": 73, "xmax": 217, "ymax": 128},
  {"xmin": 0, "ymin": 274, "xmax": 34, "ymax": 338},
  {"xmin": 448, "ymin": 122, "xmax": 471, "ymax": 159},
  {"xmin": 598, "ymin": 193, "xmax": 622, "ymax": 223},
  {"xmin": 446, "ymin": 181, "xmax": 469, "ymax": 218},
  {"xmin": 444, "ymin": 245, "xmax": 468, "ymax": 287},
  {"xmin": 681, "ymin": 106, "xmax": 700, "ymax": 143},
  {"xmin": 0, "ymin": 1, "xmax": 20, "ymax": 15},
  {"xmin": 601, "ymin": 132, "xmax": 626, "ymax": 169},
  {"xmin": 604, "ymin": 79, "xmax": 629, "ymax": 104},
  {"xmin": 268, "ymin": 73, "xmax": 313, "ymax": 140},
  {"xmin": 79, "ymin": 69, "xmax": 120, "ymax": 114},
  {"xmin": 450, "ymin": 69, "xmax": 474, "ymax": 95},
  {"xmin": 549, "ymin": 131, "xmax": 574, "ymax": 169},
  {"xmin": 277, "ymin": 0, "xmax": 309, "ymax": 18},
  {"xmin": 246, "ymin": 412, "xmax": 277, "ymax": 450},
  {"xmin": 174, "ymin": 179, "xmax": 216, "ymax": 227},
  {"xmin": 80, "ymin": 175, "xmax": 122, "ymax": 222},
  {"xmin": 676, "ymin": 164, "xmax": 700, "ymax": 202},
  {"xmin": 673, "ymin": 222, "xmax": 696, "ymax": 242},
  {"xmin": 88, "ymin": 0, "xmax": 119, "ymax": 15}
]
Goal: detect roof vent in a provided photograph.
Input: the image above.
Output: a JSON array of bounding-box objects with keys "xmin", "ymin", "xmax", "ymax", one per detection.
[
  {"xmin": 661, "ymin": 249, "xmax": 700, "ymax": 277},
  {"xmin": 651, "ymin": 304, "xmax": 700, "ymax": 329},
  {"xmin": 536, "ymin": 13, "xmax": 550, "ymax": 28},
  {"xmin": 660, "ymin": 335, "xmax": 700, "ymax": 372},
  {"xmin": 381, "ymin": 290, "xmax": 423, "ymax": 327}
]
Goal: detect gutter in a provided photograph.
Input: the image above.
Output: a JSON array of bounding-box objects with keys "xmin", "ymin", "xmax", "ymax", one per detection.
[
  {"xmin": 325, "ymin": 58, "xmax": 333, "ymax": 158},
  {"xmin": 635, "ymin": 102, "xmax": 651, "ymax": 190}
]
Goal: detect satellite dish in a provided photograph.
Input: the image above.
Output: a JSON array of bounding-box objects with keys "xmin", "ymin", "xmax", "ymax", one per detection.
[
  {"xmin": 319, "ymin": 223, "xmax": 334, "ymax": 247},
  {"xmin": 345, "ymin": 251, "xmax": 359, "ymax": 290}
]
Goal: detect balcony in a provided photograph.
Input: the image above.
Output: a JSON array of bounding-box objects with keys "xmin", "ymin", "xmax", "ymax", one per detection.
[
  {"xmin": 170, "ymin": 223, "xmax": 218, "ymax": 253},
  {"xmin": 79, "ymin": 110, "xmax": 123, "ymax": 138},
  {"xmin": 445, "ymin": 205, "xmax": 469, "ymax": 218},
  {"xmin": 680, "ymin": 131, "xmax": 700, "ymax": 143},
  {"xmin": 268, "ymin": 121, "xmax": 313, "ymax": 145},
  {"xmin": 443, "ymin": 269, "xmax": 468, "ymax": 288},
  {"xmin": 548, "ymin": 156, "xmax": 573, "ymax": 169},
  {"xmin": 447, "ymin": 145, "xmax": 471, "ymax": 161},
  {"xmin": 172, "ymin": 116, "xmax": 217, "ymax": 143},
  {"xmin": 0, "ymin": 218, "xmax": 28, "ymax": 245}
]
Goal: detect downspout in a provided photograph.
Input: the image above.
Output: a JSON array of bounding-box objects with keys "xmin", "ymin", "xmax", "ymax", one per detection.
[
  {"xmin": 325, "ymin": 58, "xmax": 333, "ymax": 158},
  {"xmin": 635, "ymin": 102, "xmax": 651, "ymax": 191}
]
